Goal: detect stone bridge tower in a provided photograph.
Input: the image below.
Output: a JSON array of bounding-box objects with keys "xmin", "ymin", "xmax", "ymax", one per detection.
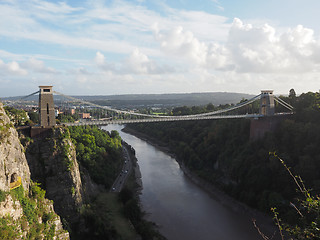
[
  {"xmin": 39, "ymin": 86, "xmax": 55, "ymax": 127},
  {"xmin": 260, "ymin": 90, "xmax": 275, "ymax": 116}
]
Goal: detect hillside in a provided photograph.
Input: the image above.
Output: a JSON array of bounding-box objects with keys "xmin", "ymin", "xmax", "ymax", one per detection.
[{"xmin": 3, "ymin": 92, "xmax": 254, "ymax": 109}]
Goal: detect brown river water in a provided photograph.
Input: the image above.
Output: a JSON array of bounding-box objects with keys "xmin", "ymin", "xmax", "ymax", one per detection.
[{"xmin": 102, "ymin": 125, "xmax": 273, "ymax": 240}]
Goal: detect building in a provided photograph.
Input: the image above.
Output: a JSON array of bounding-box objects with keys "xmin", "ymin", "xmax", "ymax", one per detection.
[
  {"xmin": 70, "ymin": 108, "xmax": 76, "ymax": 115},
  {"xmin": 79, "ymin": 113, "xmax": 91, "ymax": 119}
]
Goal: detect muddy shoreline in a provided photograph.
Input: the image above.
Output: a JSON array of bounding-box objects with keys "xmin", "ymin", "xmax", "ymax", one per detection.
[{"xmin": 122, "ymin": 126, "xmax": 279, "ymax": 239}]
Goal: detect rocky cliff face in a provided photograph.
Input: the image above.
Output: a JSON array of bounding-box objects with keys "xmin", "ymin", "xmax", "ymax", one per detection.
[
  {"xmin": 0, "ymin": 103, "xmax": 30, "ymax": 192},
  {"xmin": 26, "ymin": 127, "xmax": 84, "ymax": 225},
  {"xmin": 0, "ymin": 193, "xmax": 69, "ymax": 239},
  {"xmin": 0, "ymin": 102, "xmax": 69, "ymax": 239}
]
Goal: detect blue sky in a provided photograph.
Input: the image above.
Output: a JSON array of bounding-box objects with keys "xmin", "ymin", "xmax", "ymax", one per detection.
[{"xmin": 1, "ymin": 0, "xmax": 320, "ymax": 97}]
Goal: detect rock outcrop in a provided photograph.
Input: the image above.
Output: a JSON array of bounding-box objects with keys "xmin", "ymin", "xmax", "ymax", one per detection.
[
  {"xmin": 26, "ymin": 127, "xmax": 84, "ymax": 225},
  {"xmin": 0, "ymin": 194, "xmax": 69, "ymax": 239},
  {"xmin": 0, "ymin": 102, "xmax": 70, "ymax": 239},
  {"xmin": 0, "ymin": 103, "xmax": 30, "ymax": 192}
]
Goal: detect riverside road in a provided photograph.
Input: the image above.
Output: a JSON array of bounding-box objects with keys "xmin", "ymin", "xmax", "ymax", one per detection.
[{"xmin": 110, "ymin": 145, "xmax": 132, "ymax": 192}]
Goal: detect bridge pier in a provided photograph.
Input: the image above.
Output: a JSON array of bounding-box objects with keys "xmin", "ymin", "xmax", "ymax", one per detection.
[
  {"xmin": 39, "ymin": 86, "xmax": 55, "ymax": 127},
  {"xmin": 260, "ymin": 90, "xmax": 275, "ymax": 116},
  {"xmin": 250, "ymin": 90, "xmax": 281, "ymax": 140}
]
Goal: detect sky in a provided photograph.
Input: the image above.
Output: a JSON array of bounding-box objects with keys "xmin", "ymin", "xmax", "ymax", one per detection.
[{"xmin": 1, "ymin": 0, "xmax": 320, "ymax": 97}]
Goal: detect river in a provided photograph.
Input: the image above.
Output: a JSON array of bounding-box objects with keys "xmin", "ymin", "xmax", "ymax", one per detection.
[{"xmin": 102, "ymin": 124, "xmax": 267, "ymax": 240}]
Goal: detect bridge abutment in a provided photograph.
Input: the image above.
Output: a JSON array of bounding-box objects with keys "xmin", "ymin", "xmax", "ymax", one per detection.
[{"xmin": 250, "ymin": 116, "xmax": 279, "ymax": 140}]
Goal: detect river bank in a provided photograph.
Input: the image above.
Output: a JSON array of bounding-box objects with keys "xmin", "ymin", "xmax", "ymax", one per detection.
[
  {"xmin": 122, "ymin": 126, "xmax": 279, "ymax": 239},
  {"xmin": 122, "ymin": 141, "xmax": 143, "ymax": 193}
]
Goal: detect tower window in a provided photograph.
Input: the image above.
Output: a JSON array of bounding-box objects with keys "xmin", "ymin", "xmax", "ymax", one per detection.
[
  {"xmin": 47, "ymin": 103, "xmax": 49, "ymax": 114},
  {"xmin": 43, "ymin": 89, "xmax": 50, "ymax": 92}
]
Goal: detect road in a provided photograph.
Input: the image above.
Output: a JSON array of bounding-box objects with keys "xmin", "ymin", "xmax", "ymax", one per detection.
[{"xmin": 110, "ymin": 145, "xmax": 132, "ymax": 192}]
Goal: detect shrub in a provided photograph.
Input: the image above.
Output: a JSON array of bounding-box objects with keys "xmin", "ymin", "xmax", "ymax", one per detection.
[
  {"xmin": 31, "ymin": 182, "xmax": 46, "ymax": 200},
  {"xmin": 0, "ymin": 190, "xmax": 8, "ymax": 202},
  {"xmin": 0, "ymin": 217, "xmax": 18, "ymax": 240}
]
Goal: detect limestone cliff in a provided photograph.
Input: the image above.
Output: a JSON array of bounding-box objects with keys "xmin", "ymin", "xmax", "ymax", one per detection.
[
  {"xmin": 25, "ymin": 127, "xmax": 84, "ymax": 225},
  {"xmin": 0, "ymin": 193, "xmax": 69, "ymax": 239},
  {"xmin": 0, "ymin": 102, "xmax": 69, "ymax": 239},
  {"xmin": 0, "ymin": 103, "xmax": 30, "ymax": 192}
]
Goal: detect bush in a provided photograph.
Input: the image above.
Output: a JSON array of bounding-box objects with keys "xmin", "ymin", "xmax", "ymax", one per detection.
[
  {"xmin": 31, "ymin": 182, "xmax": 46, "ymax": 200},
  {"xmin": 0, "ymin": 190, "xmax": 8, "ymax": 202},
  {"xmin": 0, "ymin": 217, "xmax": 18, "ymax": 240}
]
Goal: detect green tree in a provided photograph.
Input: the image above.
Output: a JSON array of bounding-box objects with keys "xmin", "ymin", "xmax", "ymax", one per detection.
[
  {"xmin": 266, "ymin": 154, "xmax": 320, "ymax": 240},
  {"xmin": 289, "ymin": 88, "xmax": 296, "ymax": 99}
]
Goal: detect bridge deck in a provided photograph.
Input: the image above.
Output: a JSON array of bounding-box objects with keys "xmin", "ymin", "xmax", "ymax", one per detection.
[{"xmin": 63, "ymin": 113, "xmax": 292, "ymax": 126}]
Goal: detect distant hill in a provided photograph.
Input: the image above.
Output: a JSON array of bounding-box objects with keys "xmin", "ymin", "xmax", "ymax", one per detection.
[
  {"xmin": 74, "ymin": 92, "xmax": 255, "ymax": 108},
  {"xmin": 2, "ymin": 92, "xmax": 255, "ymax": 108}
]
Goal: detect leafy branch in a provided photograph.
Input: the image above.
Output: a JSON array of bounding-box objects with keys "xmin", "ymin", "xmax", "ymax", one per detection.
[{"xmin": 264, "ymin": 152, "xmax": 320, "ymax": 239}]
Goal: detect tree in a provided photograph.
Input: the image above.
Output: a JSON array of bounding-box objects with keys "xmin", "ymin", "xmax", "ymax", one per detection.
[
  {"xmin": 289, "ymin": 89, "xmax": 296, "ymax": 106},
  {"xmin": 289, "ymin": 89, "xmax": 296, "ymax": 98},
  {"xmin": 260, "ymin": 153, "xmax": 320, "ymax": 240},
  {"xmin": 206, "ymin": 103, "xmax": 215, "ymax": 111}
]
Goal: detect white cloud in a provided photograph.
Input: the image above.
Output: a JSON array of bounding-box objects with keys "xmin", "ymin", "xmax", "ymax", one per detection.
[
  {"xmin": 95, "ymin": 51, "xmax": 106, "ymax": 66},
  {"xmin": 155, "ymin": 26, "xmax": 208, "ymax": 66},
  {"xmin": 125, "ymin": 48, "xmax": 153, "ymax": 74},
  {"xmin": 95, "ymin": 50, "xmax": 175, "ymax": 75},
  {"xmin": 124, "ymin": 48, "xmax": 175, "ymax": 74},
  {"xmin": 21, "ymin": 58, "xmax": 57, "ymax": 73},
  {"xmin": 0, "ymin": 59, "xmax": 27, "ymax": 76},
  {"xmin": 154, "ymin": 18, "xmax": 320, "ymax": 74},
  {"xmin": 94, "ymin": 51, "xmax": 117, "ymax": 72},
  {"xmin": 0, "ymin": 0, "xmax": 230, "ymax": 58},
  {"xmin": 32, "ymin": 0, "xmax": 83, "ymax": 14},
  {"xmin": 227, "ymin": 19, "xmax": 320, "ymax": 73},
  {"xmin": 1, "ymin": 1, "xmax": 320, "ymax": 96}
]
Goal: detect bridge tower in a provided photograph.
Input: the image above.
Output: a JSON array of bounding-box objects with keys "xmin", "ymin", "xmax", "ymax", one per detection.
[
  {"xmin": 39, "ymin": 86, "xmax": 55, "ymax": 127},
  {"xmin": 260, "ymin": 90, "xmax": 275, "ymax": 116}
]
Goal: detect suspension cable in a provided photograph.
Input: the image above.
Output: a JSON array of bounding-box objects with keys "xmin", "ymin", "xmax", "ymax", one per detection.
[
  {"xmin": 274, "ymin": 96, "xmax": 293, "ymax": 108},
  {"xmin": 274, "ymin": 98, "xmax": 293, "ymax": 111},
  {"xmin": 274, "ymin": 96, "xmax": 294, "ymax": 111},
  {"xmin": 53, "ymin": 91, "xmax": 262, "ymax": 119},
  {"xmin": 17, "ymin": 90, "xmax": 40, "ymax": 101}
]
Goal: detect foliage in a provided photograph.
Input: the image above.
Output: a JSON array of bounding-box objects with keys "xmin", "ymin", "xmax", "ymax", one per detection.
[
  {"xmin": 68, "ymin": 125, "xmax": 122, "ymax": 188},
  {"xmin": 269, "ymin": 154, "xmax": 320, "ymax": 240},
  {"xmin": 0, "ymin": 189, "xmax": 8, "ymax": 202},
  {"xmin": 79, "ymin": 194, "xmax": 123, "ymax": 240},
  {"xmin": 11, "ymin": 185, "xmax": 38, "ymax": 224},
  {"xmin": 30, "ymin": 181, "xmax": 46, "ymax": 200},
  {"xmin": 128, "ymin": 90, "xmax": 320, "ymax": 239},
  {"xmin": 20, "ymin": 136, "xmax": 33, "ymax": 147},
  {"xmin": 27, "ymin": 111, "xmax": 39, "ymax": 124},
  {"xmin": 119, "ymin": 187, "xmax": 166, "ymax": 240},
  {"xmin": 6, "ymin": 183, "xmax": 64, "ymax": 239},
  {"xmin": 4, "ymin": 106, "xmax": 30, "ymax": 126},
  {"xmin": 57, "ymin": 113, "xmax": 79, "ymax": 123},
  {"xmin": 0, "ymin": 120, "xmax": 12, "ymax": 143},
  {"xmin": 0, "ymin": 217, "xmax": 19, "ymax": 240}
]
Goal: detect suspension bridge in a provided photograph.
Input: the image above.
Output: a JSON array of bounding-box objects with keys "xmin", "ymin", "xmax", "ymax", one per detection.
[{"xmin": 14, "ymin": 86, "xmax": 293, "ymax": 128}]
